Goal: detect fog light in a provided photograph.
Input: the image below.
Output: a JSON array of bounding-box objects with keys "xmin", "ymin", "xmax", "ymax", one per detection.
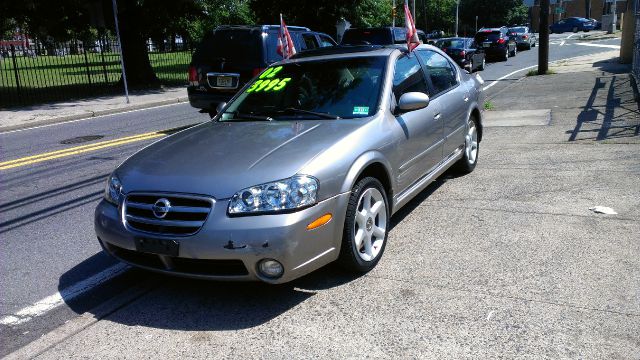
[{"xmin": 258, "ymin": 259, "xmax": 284, "ymax": 279}]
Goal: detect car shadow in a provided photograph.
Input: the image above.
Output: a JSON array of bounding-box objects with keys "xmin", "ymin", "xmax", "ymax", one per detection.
[{"xmin": 58, "ymin": 252, "xmax": 364, "ymax": 331}]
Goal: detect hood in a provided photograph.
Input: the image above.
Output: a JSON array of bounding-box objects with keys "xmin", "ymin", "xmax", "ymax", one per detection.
[{"xmin": 117, "ymin": 120, "xmax": 361, "ymax": 199}]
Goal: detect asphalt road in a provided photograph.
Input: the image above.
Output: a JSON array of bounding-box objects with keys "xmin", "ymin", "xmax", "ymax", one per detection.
[{"xmin": 0, "ymin": 33, "xmax": 629, "ymax": 356}]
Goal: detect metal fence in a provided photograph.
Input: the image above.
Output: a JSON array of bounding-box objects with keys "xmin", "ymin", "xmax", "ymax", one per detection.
[{"xmin": 0, "ymin": 38, "xmax": 193, "ymax": 108}]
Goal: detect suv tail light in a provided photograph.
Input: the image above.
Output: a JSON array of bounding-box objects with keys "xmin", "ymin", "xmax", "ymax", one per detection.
[
  {"xmin": 522, "ymin": 35, "xmax": 528, "ymax": 39},
  {"xmin": 460, "ymin": 51, "xmax": 466, "ymax": 57},
  {"xmin": 497, "ymin": 38, "xmax": 506, "ymax": 44},
  {"xmin": 252, "ymin": 68, "xmax": 265, "ymax": 77},
  {"xmin": 188, "ymin": 66, "xmax": 198, "ymax": 85}
]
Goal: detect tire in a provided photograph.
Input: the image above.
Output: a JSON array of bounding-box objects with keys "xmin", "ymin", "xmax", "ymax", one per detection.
[
  {"xmin": 572, "ymin": 27, "xmax": 578, "ymax": 33},
  {"xmin": 453, "ymin": 116, "xmax": 479, "ymax": 174},
  {"xmin": 525, "ymin": 43, "xmax": 532, "ymax": 50},
  {"xmin": 510, "ymin": 46, "xmax": 517, "ymax": 57},
  {"xmin": 338, "ymin": 177, "xmax": 389, "ymax": 273},
  {"xmin": 502, "ymin": 49, "xmax": 509, "ymax": 61},
  {"xmin": 478, "ymin": 57, "xmax": 486, "ymax": 71},
  {"xmin": 532, "ymin": 41, "xmax": 536, "ymax": 48},
  {"xmin": 470, "ymin": 60, "xmax": 474, "ymax": 72}
]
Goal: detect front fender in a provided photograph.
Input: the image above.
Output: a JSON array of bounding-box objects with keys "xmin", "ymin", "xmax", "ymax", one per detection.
[{"xmin": 339, "ymin": 150, "xmax": 395, "ymax": 196}]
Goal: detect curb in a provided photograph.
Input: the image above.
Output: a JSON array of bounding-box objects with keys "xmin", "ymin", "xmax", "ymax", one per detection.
[{"xmin": 0, "ymin": 96, "xmax": 189, "ymax": 133}]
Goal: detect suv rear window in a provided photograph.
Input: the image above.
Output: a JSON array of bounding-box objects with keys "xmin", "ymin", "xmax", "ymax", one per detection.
[
  {"xmin": 194, "ymin": 29, "xmax": 261, "ymax": 64},
  {"xmin": 342, "ymin": 29, "xmax": 393, "ymax": 45},
  {"xmin": 474, "ymin": 31, "xmax": 501, "ymax": 42},
  {"xmin": 509, "ymin": 27, "xmax": 527, "ymax": 34}
]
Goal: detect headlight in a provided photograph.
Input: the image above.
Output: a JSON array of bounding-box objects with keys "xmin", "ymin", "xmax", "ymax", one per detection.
[
  {"xmin": 104, "ymin": 174, "xmax": 123, "ymax": 205},
  {"xmin": 228, "ymin": 175, "xmax": 318, "ymax": 215}
]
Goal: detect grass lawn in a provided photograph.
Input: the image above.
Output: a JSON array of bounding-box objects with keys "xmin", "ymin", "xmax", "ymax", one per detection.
[{"xmin": 0, "ymin": 51, "xmax": 191, "ymax": 90}]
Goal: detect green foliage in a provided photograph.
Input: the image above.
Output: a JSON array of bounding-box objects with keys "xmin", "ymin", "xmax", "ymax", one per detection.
[{"xmin": 459, "ymin": 0, "xmax": 530, "ymax": 35}]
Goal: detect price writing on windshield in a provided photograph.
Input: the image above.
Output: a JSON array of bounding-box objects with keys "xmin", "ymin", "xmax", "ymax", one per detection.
[{"xmin": 246, "ymin": 66, "xmax": 292, "ymax": 93}]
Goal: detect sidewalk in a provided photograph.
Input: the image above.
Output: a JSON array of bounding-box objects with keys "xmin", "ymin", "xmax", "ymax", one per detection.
[{"xmin": 0, "ymin": 86, "xmax": 188, "ymax": 132}]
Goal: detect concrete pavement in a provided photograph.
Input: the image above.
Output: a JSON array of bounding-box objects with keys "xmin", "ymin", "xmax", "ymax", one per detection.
[{"xmin": 4, "ymin": 45, "xmax": 639, "ymax": 358}]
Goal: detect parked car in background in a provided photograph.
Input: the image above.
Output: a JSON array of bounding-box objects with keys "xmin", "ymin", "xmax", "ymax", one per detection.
[
  {"xmin": 550, "ymin": 17, "xmax": 596, "ymax": 33},
  {"xmin": 341, "ymin": 27, "xmax": 407, "ymax": 45},
  {"xmin": 474, "ymin": 27, "xmax": 517, "ymax": 61},
  {"xmin": 508, "ymin": 26, "xmax": 536, "ymax": 50},
  {"xmin": 434, "ymin": 37, "xmax": 486, "ymax": 72},
  {"xmin": 96, "ymin": 44, "xmax": 484, "ymax": 284},
  {"xmin": 590, "ymin": 18, "xmax": 602, "ymax": 30},
  {"xmin": 188, "ymin": 25, "xmax": 336, "ymax": 112}
]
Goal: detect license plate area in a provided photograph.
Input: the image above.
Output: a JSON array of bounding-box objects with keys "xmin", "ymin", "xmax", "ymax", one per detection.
[
  {"xmin": 135, "ymin": 238, "xmax": 179, "ymax": 256},
  {"xmin": 483, "ymin": 42, "xmax": 491, "ymax": 48},
  {"xmin": 207, "ymin": 73, "xmax": 239, "ymax": 89},
  {"xmin": 216, "ymin": 76, "xmax": 232, "ymax": 87}
]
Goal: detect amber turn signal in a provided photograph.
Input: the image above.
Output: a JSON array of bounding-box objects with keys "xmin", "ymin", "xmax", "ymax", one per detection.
[{"xmin": 307, "ymin": 213, "xmax": 332, "ymax": 230}]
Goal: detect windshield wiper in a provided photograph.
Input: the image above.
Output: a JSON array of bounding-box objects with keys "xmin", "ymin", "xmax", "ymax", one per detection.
[
  {"xmin": 277, "ymin": 108, "xmax": 341, "ymax": 120},
  {"xmin": 223, "ymin": 111, "xmax": 273, "ymax": 122}
]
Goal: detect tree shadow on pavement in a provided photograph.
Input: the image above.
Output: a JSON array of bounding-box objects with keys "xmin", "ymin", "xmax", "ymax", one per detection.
[{"xmin": 568, "ymin": 74, "xmax": 640, "ymax": 141}]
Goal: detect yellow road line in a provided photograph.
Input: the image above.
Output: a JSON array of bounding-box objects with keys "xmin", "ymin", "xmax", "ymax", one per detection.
[{"xmin": 0, "ymin": 132, "xmax": 165, "ymax": 170}]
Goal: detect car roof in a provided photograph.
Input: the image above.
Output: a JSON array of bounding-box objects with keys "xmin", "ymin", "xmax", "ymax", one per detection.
[
  {"xmin": 215, "ymin": 24, "xmax": 312, "ymax": 32},
  {"xmin": 290, "ymin": 45, "xmax": 394, "ymax": 59},
  {"xmin": 436, "ymin": 37, "xmax": 470, "ymax": 41}
]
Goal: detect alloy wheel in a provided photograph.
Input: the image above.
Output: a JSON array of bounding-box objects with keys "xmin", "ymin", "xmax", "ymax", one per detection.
[
  {"xmin": 353, "ymin": 187, "xmax": 387, "ymax": 262},
  {"xmin": 465, "ymin": 119, "xmax": 478, "ymax": 165}
]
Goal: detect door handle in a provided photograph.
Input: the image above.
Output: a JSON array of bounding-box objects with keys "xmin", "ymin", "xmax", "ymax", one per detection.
[{"xmin": 434, "ymin": 113, "xmax": 442, "ymax": 120}]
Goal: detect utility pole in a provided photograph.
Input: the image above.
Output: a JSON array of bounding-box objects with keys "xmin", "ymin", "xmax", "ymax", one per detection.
[
  {"xmin": 111, "ymin": 0, "xmax": 129, "ymax": 103},
  {"xmin": 413, "ymin": 0, "xmax": 416, "ymax": 22},
  {"xmin": 392, "ymin": 0, "xmax": 396, "ymax": 27},
  {"xmin": 455, "ymin": 0, "xmax": 460, "ymax": 36},
  {"xmin": 539, "ymin": 0, "xmax": 550, "ymax": 74},
  {"xmin": 475, "ymin": 15, "xmax": 478, "ymax": 33}
]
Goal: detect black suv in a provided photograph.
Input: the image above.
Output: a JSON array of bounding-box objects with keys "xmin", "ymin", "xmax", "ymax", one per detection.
[
  {"xmin": 473, "ymin": 27, "xmax": 517, "ymax": 61},
  {"xmin": 341, "ymin": 27, "xmax": 409, "ymax": 45},
  {"xmin": 188, "ymin": 25, "xmax": 337, "ymax": 111}
]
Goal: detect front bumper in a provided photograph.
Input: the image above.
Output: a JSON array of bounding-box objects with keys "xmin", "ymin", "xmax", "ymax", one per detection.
[{"xmin": 95, "ymin": 192, "xmax": 350, "ymax": 284}]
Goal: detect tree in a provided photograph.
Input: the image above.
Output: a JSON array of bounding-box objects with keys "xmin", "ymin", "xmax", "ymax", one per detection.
[
  {"xmin": 459, "ymin": 0, "xmax": 530, "ymax": 34},
  {"xmin": 249, "ymin": 0, "xmax": 391, "ymax": 38}
]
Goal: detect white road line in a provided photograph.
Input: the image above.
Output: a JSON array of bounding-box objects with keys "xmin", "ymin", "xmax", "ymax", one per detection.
[
  {"xmin": 560, "ymin": 40, "xmax": 566, "ymax": 46},
  {"xmin": 574, "ymin": 42, "xmax": 621, "ymax": 49},
  {"xmin": 0, "ymin": 102, "xmax": 184, "ymax": 135},
  {"xmin": 0, "ymin": 263, "xmax": 128, "ymax": 326},
  {"xmin": 483, "ymin": 65, "xmax": 538, "ymax": 91}
]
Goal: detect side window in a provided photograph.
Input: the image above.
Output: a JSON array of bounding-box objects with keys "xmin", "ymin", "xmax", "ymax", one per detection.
[
  {"xmin": 318, "ymin": 35, "xmax": 335, "ymax": 47},
  {"xmin": 392, "ymin": 55, "xmax": 429, "ymax": 102},
  {"xmin": 300, "ymin": 33, "xmax": 319, "ymax": 50},
  {"xmin": 416, "ymin": 50, "xmax": 458, "ymax": 95}
]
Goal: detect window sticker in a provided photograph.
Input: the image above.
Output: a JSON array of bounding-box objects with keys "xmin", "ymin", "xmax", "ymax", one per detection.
[
  {"xmin": 353, "ymin": 106, "xmax": 369, "ymax": 115},
  {"xmin": 246, "ymin": 77, "xmax": 292, "ymax": 93}
]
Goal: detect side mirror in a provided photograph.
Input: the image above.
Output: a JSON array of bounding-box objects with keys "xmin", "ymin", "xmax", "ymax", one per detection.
[
  {"xmin": 398, "ymin": 92, "xmax": 430, "ymax": 113},
  {"xmin": 215, "ymin": 102, "xmax": 226, "ymax": 114}
]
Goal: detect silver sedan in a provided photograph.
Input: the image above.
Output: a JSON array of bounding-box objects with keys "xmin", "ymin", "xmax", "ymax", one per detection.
[{"xmin": 95, "ymin": 44, "xmax": 484, "ymax": 283}]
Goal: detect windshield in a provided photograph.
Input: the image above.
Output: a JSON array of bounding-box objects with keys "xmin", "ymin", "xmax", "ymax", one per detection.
[
  {"xmin": 220, "ymin": 56, "xmax": 387, "ymax": 121},
  {"xmin": 436, "ymin": 39, "xmax": 466, "ymax": 49}
]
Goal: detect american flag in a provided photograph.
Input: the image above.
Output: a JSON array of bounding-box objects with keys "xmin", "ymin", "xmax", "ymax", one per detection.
[
  {"xmin": 276, "ymin": 13, "xmax": 297, "ymax": 59},
  {"xmin": 404, "ymin": 1, "xmax": 420, "ymax": 52}
]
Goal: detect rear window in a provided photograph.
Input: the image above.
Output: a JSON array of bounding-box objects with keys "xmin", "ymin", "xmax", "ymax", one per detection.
[
  {"xmin": 509, "ymin": 27, "xmax": 527, "ymax": 34},
  {"xmin": 435, "ymin": 39, "xmax": 466, "ymax": 49},
  {"xmin": 475, "ymin": 31, "xmax": 501, "ymax": 42},
  {"xmin": 342, "ymin": 29, "xmax": 393, "ymax": 45},
  {"xmin": 193, "ymin": 29, "xmax": 261, "ymax": 64}
]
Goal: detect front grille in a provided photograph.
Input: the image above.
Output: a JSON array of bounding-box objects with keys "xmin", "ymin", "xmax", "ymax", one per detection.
[
  {"xmin": 123, "ymin": 193, "xmax": 214, "ymax": 236},
  {"xmin": 108, "ymin": 244, "xmax": 248, "ymax": 276}
]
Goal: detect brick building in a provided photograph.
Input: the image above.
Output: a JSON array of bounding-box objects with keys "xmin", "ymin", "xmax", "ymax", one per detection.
[{"xmin": 530, "ymin": 0, "xmax": 628, "ymax": 32}]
